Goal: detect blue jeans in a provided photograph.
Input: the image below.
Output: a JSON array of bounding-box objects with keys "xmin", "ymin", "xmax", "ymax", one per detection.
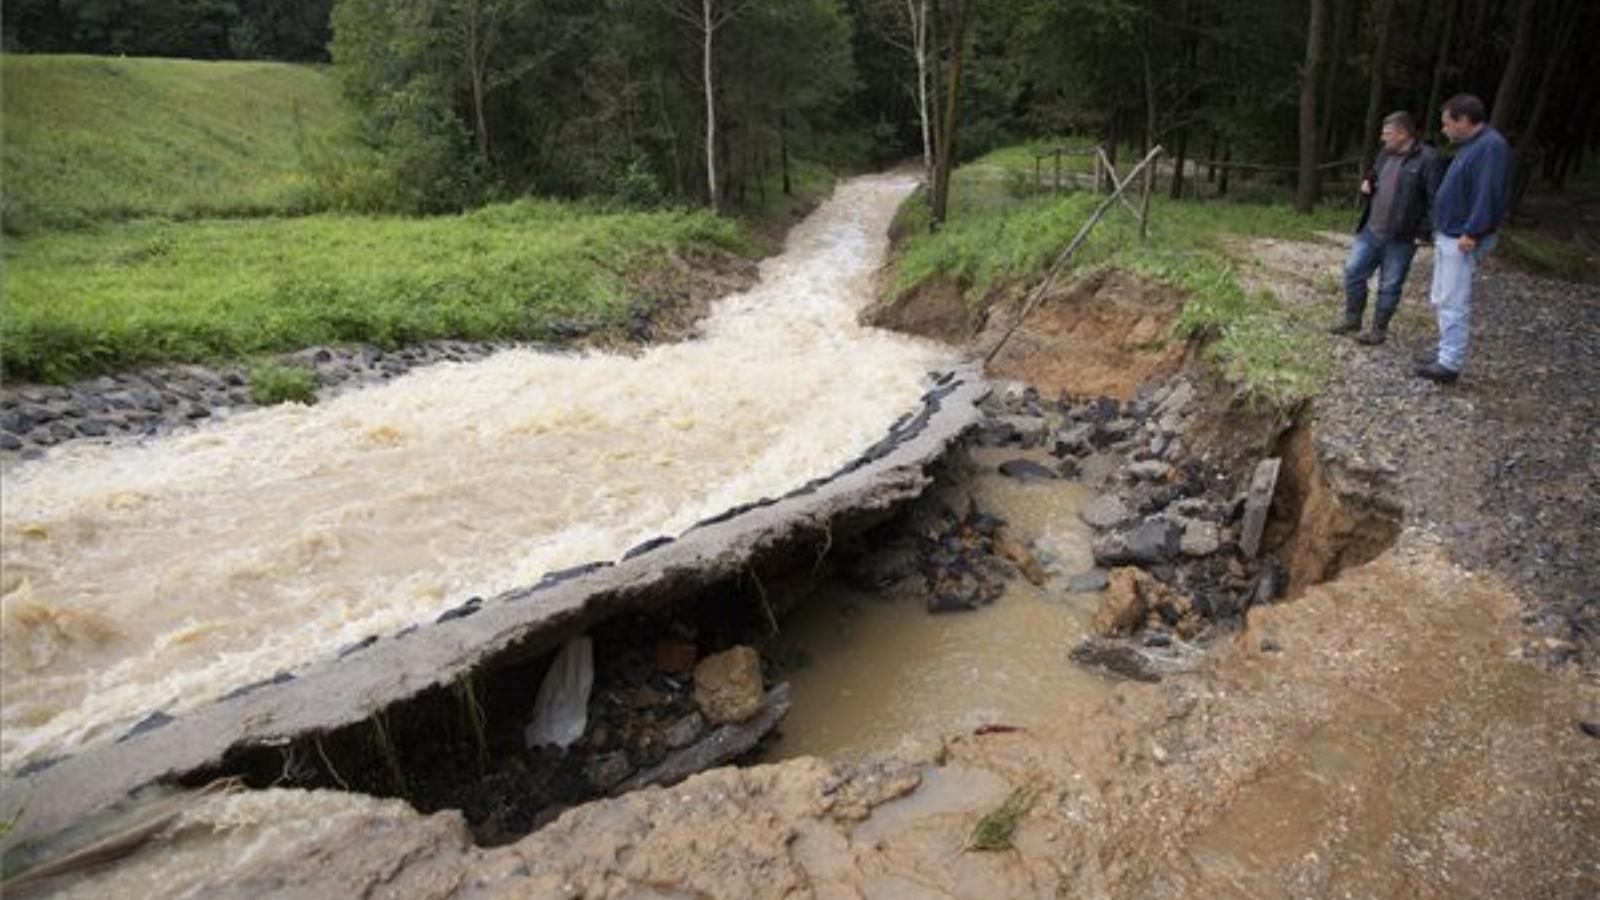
[
  {"xmin": 1428, "ymin": 232, "xmax": 1495, "ymax": 372},
  {"xmin": 1342, "ymin": 228, "xmax": 1418, "ymax": 325}
]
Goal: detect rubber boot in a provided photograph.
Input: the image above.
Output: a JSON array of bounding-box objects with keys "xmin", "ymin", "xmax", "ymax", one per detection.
[{"xmin": 1358, "ymin": 308, "xmax": 1394, "ymax": 345}]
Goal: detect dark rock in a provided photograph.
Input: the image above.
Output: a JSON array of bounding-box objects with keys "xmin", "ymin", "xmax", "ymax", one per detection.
[
  {"xmin": 74, "ymin": 419, "xmax": 109, "ymax": 438},
  {"xmin": 1051, "ymin": 422, "xmax": 1095, "ymax": 457},
  {"xmin": 1057, "ymin": 456, "xmax": 1081, "ymax": 479},
  {"xmin": 0, "ymin": 410, "xmax": 30, "ymax": 434},
  {"xmin": 1127, "ymin": 460, "xmax": 1172, "ymax": 482},
  {"xmin": 998, "ymin": 458, "xmax": 1057, "ymax": 481},
  {"xmin": 995, "ymin": 415, "xmax": 1050, "ymax": 448},
  {"xmin": 663, "ymin": 712, "xmax": 707, "ymax": 749},
  {"xmin": 584, "ymin": 751, "xmax": 634, "ymax": 791},
  {"xmin": 48, "ymin": 423, "xmax": 75, "ymax": 442},
  {"xmin": 1259, "ymin": 638, "xmax": 1283, "ymax": 652},
  {"xmin": 844, "ymin": 542, "xmax": 919, "ymax": 590},
  {"xmin": 0, "ymin": 433, "xmax": 22, "ymax": 451},
  {"xmin": 1093, "ymin": 417, "xmax": 1139, "ymax": 447},
  {"xmin": 1068, "ymin": 639, "xmax": 1162, "ymax": 682},
  {"xmin": 1093, "ymin": 518, "xmax": 1181, "ymax": 566}
]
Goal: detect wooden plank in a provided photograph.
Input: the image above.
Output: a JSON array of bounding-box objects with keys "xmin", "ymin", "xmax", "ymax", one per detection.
[{"xmin": 1239, "ymin": 457, "xmax": 1282, "ymax": 559}]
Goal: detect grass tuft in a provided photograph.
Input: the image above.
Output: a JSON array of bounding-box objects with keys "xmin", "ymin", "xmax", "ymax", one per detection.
[
  {"xmin": 248, "ymin": 363, "xmax": 319, "ymax": 406},
  {"xmin": 969, "ymin": 786, "xmax": 1035, "ymax": 852}
]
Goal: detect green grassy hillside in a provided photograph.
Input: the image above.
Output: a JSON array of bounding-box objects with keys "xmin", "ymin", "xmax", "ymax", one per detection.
[
  {"xmin": 2, "ymin": 200, "xmax": 755, "ymax": 382},
  {"xmin": 1, "ymin": 54, "xmax": 354, "ymax": 233}
]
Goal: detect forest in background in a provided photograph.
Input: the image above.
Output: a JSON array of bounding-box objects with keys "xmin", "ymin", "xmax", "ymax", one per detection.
[{"xmin": 6, "ymin": 0, "xmax": 1596, "ymax": 221}]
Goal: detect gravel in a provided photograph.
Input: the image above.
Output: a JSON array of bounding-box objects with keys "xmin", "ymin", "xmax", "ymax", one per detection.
[{"xmin": 1313, "ymin": 266, "xmax": 1598, "ymax": 664}]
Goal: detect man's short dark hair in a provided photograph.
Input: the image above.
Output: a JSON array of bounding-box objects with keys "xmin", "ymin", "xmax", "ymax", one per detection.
[
  {"xmin": 1442, "ymin": 94, "xmax": 1486, "ymax": 124},
  {"xmin": 1382, "ymin": 111, "xmax": 1416, "ymax": 135}
]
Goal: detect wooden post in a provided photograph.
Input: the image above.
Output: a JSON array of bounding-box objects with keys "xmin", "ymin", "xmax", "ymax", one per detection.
[
  {"xmin": 983, "ymin": 145, "xmax": 1163, "ymax": 365},
  {"xmin": 1139, "ymin": 151, "xmax": 1155, "ymax": 242},
  {"xmin": 1053, "ymin": 149, "xmax": 1062, "ymax": 195},
  {"xmin": 1035, "ymin": 155, "xmax": 1042, "ymax": 194}
]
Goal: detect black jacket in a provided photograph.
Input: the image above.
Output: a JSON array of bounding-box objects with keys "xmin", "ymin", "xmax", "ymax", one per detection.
[{"xmin": 1356, "ymin": 142, "xmax": 1440, "ymax": 243}]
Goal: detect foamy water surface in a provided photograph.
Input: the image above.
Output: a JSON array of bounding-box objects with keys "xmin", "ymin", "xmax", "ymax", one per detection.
[{"xmin": 0, "ymin": 175, "xmax": 949, "ymax": 768}]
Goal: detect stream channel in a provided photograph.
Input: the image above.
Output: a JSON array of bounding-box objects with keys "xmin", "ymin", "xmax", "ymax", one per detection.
[{"xmin": 2, "ymin": 172, "xmax": 1118, "ymax": 825}]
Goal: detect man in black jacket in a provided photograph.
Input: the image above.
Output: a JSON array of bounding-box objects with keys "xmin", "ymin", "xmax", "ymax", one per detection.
[{"xmin": 1331, "ymin": 111, "xmax": 1439, "ymax": 345}]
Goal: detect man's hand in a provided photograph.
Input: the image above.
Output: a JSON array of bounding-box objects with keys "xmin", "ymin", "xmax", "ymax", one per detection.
[
  {"xmin": 1458, "ymin": 235, "xmax": 1478, "ymax": 253},
  {"xmin": 1360, "ymin": 179, "xmax": 1372, "ymax": 196}
]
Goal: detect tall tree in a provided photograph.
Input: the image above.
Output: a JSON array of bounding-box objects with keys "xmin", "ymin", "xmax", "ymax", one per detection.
[
  {"xmin": 929, "ymin": 0, "xmax": 967, "ymax": 228},
  {"xmin": 1295, "ymin": 0, "xmax": 1327, "ymax": 213},
  {"xmin": 660, "ymin": 0, "xmax": 754, "ymax": 210},
  {"xmin": 1358, "ymin": 0, "xmax": 1395, "ymax": 172},
  {"xmin": 1491, "ymin": 0, "xmax": 1538, "ymax": 133},
  {"xmin": 1423, "ymin": 0, "xmax": 1461, "ymax": 134}
]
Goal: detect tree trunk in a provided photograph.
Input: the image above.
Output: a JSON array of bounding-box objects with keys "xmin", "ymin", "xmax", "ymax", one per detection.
[
  {"xmin": 1491, "ymin": 0, "xmax": 1538, "ymax": 134},
  {"xmin": 909, "ymin": 0, "xmax": 934, "ymax": 184},
  {"xmin": 1219, "ymin": 144, "xmax": 1231, "ymax": 197},
  {"xmin": 1359, "ymin": 0, "xmax": 1395, "ymax": 173},
  {"xmin": 701, "ymin": 0, "xmax": 720, "ymax": 210},
  {"xmin": 1317, "ymin": 0, "xmax": 1351, "ymax": 160},
  {"xmin": 1295, "ymin": 0, "xmax": 1328, "ymax": 214},
  {"xmin": 780, "ymin": 110, "xmax": 792, "ymax": 196},
  {"xmin": 1511, "ymin": 0, "xmax": 1578, "ymax": 214},
  {"xmin": 929, "ymin": 0, "xmax": 966, "ymax": 229},
  {"xmin": 1168, "ymin": 127, "xmax": 1188, "ymax": 199},
  {"xmin": 1424, "ymin": 0, "xmax": 1461, "ymax": 135}
]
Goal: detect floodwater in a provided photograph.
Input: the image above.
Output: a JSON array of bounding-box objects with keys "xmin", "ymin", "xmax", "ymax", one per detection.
[
  {"xmin": 0, "ymin": 175, "xmax": 951, "ymax": 770},
  {"xmin": 775, "ymin": 447, "xmax": 1118, "ymax": 761}
]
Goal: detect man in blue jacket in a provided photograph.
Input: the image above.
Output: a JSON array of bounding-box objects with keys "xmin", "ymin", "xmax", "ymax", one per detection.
[
  {"xmin": 1333, "ymin": 111, "xmax": 1439, "ymax": 345},
  {"xmin": 1418, "ymin": 94, "xmax": 1513, "ymax": 384}
]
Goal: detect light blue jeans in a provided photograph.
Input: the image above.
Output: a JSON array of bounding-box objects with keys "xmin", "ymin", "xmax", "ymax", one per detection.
[{"xmin": 1429, "ymin": 233, "xmax": 1495, "ymax": 372}]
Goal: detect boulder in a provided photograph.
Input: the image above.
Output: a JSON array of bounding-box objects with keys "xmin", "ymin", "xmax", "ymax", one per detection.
[
  {"xmin": 1177, "ymin": 519, "xmax": 1222, "ymax": 557},
  {"xmin": 1051, "ymin": 423, "xmax": 1095, "ymax": 457},
  {"xmin": 1091, "ymin": 568, "xmax": 1150, "ymax": 636},
  {"xmin": 1092, "ymin": 566, "xmax": 1202, "ymax": 638},
  {"xmin": 1092, "ymin": 518, "xmax": 1180, "ymax": 566},
  {"xmin": 693, "ymin": 646, "xmax": 765, "ymax": 725},
  {"xmin": 1079, "ymin": 494, "xmax": 1131, "ymax": 529},
  {"xmin": 1127, "ymin": 460, "xmax": 1172, "ymax": 482}
]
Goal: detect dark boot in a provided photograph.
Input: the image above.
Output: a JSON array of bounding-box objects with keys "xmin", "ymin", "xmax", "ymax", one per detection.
[
  {"xmin": 1414, "ymin": 361, "xmax": 1459, "ymax": 383},
  {"xmin": 1357, "ymin": 309, "xmax": 1393, "ymax": 345}
]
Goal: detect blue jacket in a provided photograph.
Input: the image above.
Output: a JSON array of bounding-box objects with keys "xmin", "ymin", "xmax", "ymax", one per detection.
[{"xmin": 1433, "ymin": 126, "xmax": 1512, "ymax": 239}]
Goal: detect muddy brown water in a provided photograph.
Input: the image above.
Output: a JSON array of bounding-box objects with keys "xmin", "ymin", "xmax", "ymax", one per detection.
[
  {"xmin": 775, "ymin": 446, "xmax": 1121, "ymax": 760},
  {"xmin": 0, "ymin": 174, "xmax": 952, "ymax": 772}
]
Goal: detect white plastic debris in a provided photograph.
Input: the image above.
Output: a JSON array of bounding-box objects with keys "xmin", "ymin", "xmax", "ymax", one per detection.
[{"xmin": 524, "ymin": 636, "xmax": 594, "ymax": 749}]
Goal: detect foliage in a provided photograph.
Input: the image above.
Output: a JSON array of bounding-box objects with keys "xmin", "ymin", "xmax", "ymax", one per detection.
[
  {"xmin": 2, "ymin": 0, "xmax": 333, "ymax": 60},
  {"xmin": 0, "ymin": 55, "xmax": 356, "ymax": 233},
  {"xmin": 892, "ymin": 146, "xmax": 1350, "ymax": 405},
  {"xmin": 249, "ymin": 363, "xmax": 319, "ymax": 405},
  {"xmin": 1497, "ymin": 230, "xmax": 1598, "ymax": 284},
  {"xmin": 328, "ymin": 0, "xmax": 859, "ymax": 212},
  {"xmin": 1, "ymin": 200, "xmax": 754, "ymax": 382}
]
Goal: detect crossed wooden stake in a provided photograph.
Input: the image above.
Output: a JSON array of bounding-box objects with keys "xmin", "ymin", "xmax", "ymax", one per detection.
[{"xmin": 982, "ymin": 145, "xmax": 1165, "ymax": 365}]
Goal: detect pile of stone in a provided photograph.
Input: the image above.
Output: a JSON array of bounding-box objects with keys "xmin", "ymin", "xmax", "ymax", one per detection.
[
  {"xmin": 1, "ymin": 340, "xmax": 510, "ymax": 460},
  {"xmin": 449, "ymin": 638, "xmax": 787, "ymax": 845},
  {"xmin": 974, "ymin": 376, "xmax": 1290, "ymax": 682}
]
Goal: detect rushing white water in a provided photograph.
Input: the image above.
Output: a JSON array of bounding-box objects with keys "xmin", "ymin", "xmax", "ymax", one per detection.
[{"xmin": 0, "ymin": 175, "xmax": 950, "ymax": 769}]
